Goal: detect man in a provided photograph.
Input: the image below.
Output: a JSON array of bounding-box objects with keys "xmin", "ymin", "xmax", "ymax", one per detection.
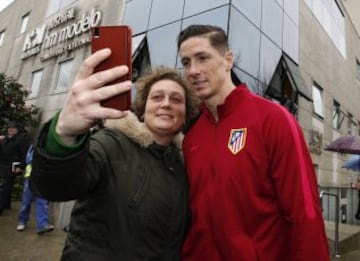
[
  {"xmin": 0, "ymin": 121, "xmax": 29, "ymax": 215},
  {"xmin": 16, "ymin": 144, "xmax": 54, "ymax": 234},
  {"xmin": 177, "ymin": 24, "xmax": 329, "ymax": 260}
]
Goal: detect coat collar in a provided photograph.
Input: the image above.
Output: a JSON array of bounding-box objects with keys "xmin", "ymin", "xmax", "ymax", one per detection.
[{"xmin": 104, "ymin": 111, "xmax": 183, "ymax": 149}]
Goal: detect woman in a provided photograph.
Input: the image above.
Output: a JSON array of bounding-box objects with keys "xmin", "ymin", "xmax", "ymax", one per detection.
[{"xmin": 30, "ymin": 49, "xmax": 198, "ymax": 260}]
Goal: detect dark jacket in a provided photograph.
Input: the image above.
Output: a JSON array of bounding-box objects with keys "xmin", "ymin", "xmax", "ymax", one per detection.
[
  {"xmin": 0, "ymin": 132, "xmax": 28, "ymax": 177},
  {"xmin": 30, "ymin": 112, "xmax": 191, "ymax": 261}
]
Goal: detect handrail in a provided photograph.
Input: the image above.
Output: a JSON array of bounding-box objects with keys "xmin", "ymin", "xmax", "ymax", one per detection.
[{"xmin": 320, "ymin": 191, "xmax": 340, "ymax": 258}]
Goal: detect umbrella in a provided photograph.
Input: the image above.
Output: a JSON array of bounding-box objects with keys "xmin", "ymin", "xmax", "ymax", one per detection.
[
  {"xmin": 342, "ymin": 155, "xmax": 360, "ymax": 171},
  {"xmin": 325, "ymin": 135, "xmax": 360, "ymax": 155}
]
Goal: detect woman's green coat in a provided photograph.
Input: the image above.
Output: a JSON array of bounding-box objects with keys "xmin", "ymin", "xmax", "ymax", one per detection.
[{"xmin": 30, "ymin": 112, "xmax": 191, "ymax": 261}]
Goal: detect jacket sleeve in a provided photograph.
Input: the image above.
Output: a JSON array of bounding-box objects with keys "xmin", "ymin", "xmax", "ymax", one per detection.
[
  {"xmin": 265, "ymin": 106, "xmax": 329, "ymax": 261},
  {"xmin": 30, "ymin": 120, "xmax": 102, "ymax": 202}
]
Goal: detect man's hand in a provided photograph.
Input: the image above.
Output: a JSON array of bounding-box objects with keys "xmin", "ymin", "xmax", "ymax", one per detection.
[{"xmin": 56, "ymin": 48, "xmax": 132, "ymax": 145}]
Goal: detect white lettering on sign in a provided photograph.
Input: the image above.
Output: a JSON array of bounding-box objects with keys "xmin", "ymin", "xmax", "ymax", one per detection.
[
  {"xmin": 22, "ymin": 25, "xmax": 46, "ymax": 52},
  {"xmin": 40, "ymin": 36, "xmax": 91, "ymax": 61},
  {"xmin": 21, "ymin": 8, "xmax": 102, "ymax": 60},
  {"xmin": 47, "ymin": 8, "xmax": 76, "ymax": 31},
  {"xmin": 42, "ymin": 8, "xmax": 101, "ymax": 50}
]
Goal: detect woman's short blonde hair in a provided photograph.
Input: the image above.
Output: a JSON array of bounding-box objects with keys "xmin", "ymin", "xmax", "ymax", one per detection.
[{"xmin": 133, "ymin": 66, "xmax": 199, "ymax": 124}]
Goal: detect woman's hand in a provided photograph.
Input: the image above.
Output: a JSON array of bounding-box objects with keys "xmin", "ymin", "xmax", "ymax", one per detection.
[{"xmin": 56, "ymin": 48, "xmax": 132, "ymax": 145}]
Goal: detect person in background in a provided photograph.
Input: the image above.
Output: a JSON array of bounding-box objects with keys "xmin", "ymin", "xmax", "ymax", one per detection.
[
  {"xmin": 352, "ymin": 180, "xmax": 360, "ymax": 220},
  {"xmin": 30, "ymin": 48, "xmax": 198, "ymax": 261},
  {"xmin": 16, "ymin": 144, "xmax": 54, "ymax": 234},
  {"xmin": 0, "ymin": 121, "xmax": 29, "ymax": 215},
  {"xmin": 177, "ymin": 24, "xmax": 330, "ymax": 261}
]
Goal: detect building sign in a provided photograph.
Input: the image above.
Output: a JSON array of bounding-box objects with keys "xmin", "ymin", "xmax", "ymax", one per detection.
[{"xmin": 21, "ymin": 7, "xmax": 102, "ymax": 61}]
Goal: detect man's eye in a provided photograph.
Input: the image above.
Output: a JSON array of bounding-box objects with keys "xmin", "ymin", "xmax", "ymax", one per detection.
[
  {"xmin": 199, "ymin": 56, "xmax": 208, "ymax": 62},
  {"xmin": 182, "ymin": 60, "xmax": 189, "ymax": 68}
]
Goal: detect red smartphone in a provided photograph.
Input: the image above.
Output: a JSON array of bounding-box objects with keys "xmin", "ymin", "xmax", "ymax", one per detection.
[{"xmin": 91, "ymin": 25, "xmax": 132, "ymax": 110}]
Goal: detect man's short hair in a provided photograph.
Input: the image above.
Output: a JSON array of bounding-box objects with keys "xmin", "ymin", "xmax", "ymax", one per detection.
[{"xmin": 177, "ymin": 24, "xmax": 229, "ymax": 54}]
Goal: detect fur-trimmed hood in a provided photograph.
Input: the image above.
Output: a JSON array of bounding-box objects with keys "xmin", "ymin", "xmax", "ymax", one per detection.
[{"xmin": 104, "ymin": 111, "xmax": 183, "ymax": 149}]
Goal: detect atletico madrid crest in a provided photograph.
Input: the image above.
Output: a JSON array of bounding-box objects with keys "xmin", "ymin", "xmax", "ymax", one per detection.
[{"xmin": 228, "ymin": 128, "xmax": 247, "ymax": 154}]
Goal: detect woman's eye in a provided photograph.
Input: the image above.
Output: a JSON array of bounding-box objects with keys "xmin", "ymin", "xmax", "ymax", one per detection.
[
  {"xmin": 151, "ymin": 95, "xmax": 162, "ymax": 101},
  {"xmin": 171, "ymin": 96, "xmax": 184, "ymax": 104}
]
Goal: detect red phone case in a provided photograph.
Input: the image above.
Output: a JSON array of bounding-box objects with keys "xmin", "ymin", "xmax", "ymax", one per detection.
[{"xmin": 91, "ymin": 26, "xmax": 132, "ymax": 110}]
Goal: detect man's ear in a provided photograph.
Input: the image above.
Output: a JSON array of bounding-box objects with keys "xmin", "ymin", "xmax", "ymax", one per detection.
[{"xmin": 225, "ymin": 50, "xmax": 234, "ymax": 71}]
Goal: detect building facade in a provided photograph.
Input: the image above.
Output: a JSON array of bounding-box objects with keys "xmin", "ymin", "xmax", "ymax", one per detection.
[
  {"xmin": 0, "ymin": 0, "xmax": 359, "ymax": 226},
  {"xmin": 300, "ymin": 0, "xmax": 360, "ymax": 224}
]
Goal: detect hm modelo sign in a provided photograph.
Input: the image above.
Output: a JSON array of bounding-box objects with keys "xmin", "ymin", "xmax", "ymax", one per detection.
[{"xmin": 21, "ymin": 7, "xmax": 102, "ymax": 61}]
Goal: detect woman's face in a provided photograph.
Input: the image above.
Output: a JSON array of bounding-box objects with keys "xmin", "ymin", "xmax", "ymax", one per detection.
[{"xmin": 144, "ymin": 79, "xmax": 186, "ymax": 144}]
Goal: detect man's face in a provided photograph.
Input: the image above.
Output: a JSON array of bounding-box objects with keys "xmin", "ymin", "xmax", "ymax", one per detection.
[
  {"xmin": 7, "ymin": 127, "xmax": 18, "ymax": 137},
  {"xmin": 179, "ymin": 36, "xmax": 233, "ymax": 101}
]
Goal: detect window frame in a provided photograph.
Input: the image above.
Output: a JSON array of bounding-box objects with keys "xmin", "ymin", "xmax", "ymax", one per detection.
[
  {"xmin": 54, "ymin": 59, "xmax": 74, "ymax": 92},
  {"xmin": 19, "ymin": 13, "xmax": 30, "ymax": 34},
  {"xmin": 28, "ymin": 69, "xmax": 43, "ymax": 98},
  {"xmin": 332, "ymin": 99, "xmax": 341, "ymax": 130},
  {"xmin": 312, "ymin": 82, "xmax": 324, "ymax": 118},
  {"xmin": 347, "ymin": 113, "xmax": 353, "ymax": 135},
  {"xmin": 356, "ymin": 58, "xmax": 360, "ymax": 81},
  {"xmin": 0, "ymin": 30, "xmax": 5, "ymax": 46}
]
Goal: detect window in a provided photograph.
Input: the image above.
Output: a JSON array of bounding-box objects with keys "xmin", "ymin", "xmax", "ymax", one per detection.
[
  {"xmin": 29, "ymin": 70, "xmax": 43, "ymax": 98},
  {"xmin": 0, "ymin": 30, "xmax": 5, "ymax": 46},
  {"xmin": 333, "ymin": 100, "xmax": 341, "ymax": 130},
  {"xmin": 0, "ymin": 0, "xmax": 14, "ymax": 12},
  {"xmin": 132, "ymin": 33, "xmax": 150, "ymax": 101},
  {"xmin": 46, "ymin": 0, "xmax": 76, "ymax": 17},
  {"xmin": 356, "ymin": 59, "xmax": 360, "ymax": 81},
  {"xmin": 312, "ymin": 83, "xmax": 324, "ymax": 118},
  {"xmin": 19, "ymin": 13, "xmax": 30, "ymax": 34},
  {"xmin": 59, "ymin": 0, "xmax": 75, "ymax": 9},
  {"xmin": 304, "ymin": 0, "xmax": 345, "ymax": 57},
  {"xmin": 55, "ymin": 59, "xmax": 73, "ymax": 91}
]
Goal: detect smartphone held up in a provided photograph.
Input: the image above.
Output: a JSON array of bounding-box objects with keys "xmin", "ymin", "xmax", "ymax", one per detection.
[{"xmin": 91, "ymin": 25, "xmax": 132, "ymax": 111}]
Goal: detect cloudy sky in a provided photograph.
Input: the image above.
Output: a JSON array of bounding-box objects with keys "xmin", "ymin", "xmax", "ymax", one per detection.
[{"xmin": 0, "ymin": 0, "xmax": 14, "ymax": 12}]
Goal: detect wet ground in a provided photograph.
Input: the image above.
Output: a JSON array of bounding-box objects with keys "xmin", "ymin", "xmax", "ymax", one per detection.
[{"xmin": 0, "ymin": 201, "xmax": 66, "ymax": 261}]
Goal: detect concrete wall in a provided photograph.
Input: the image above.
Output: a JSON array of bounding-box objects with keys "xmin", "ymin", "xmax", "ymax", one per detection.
[{"xmin": 299, "ymin": 0, "xmax": 360, "ymax": 187}]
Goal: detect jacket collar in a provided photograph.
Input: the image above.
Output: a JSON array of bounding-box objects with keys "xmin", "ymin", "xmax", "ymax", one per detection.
[{"xmin": 103, "ymin": 111, "xmax": 183, "ymax": 149}]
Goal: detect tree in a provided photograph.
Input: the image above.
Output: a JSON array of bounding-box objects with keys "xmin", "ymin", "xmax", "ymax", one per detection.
[{"xmin": 0, "ymin": 73, "xmax": 39, "ymax": 134}]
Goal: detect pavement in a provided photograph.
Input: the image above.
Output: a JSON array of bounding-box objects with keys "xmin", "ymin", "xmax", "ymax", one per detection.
[
  {"xmin": 1, "ymin": 201, "xmax": 360, "ymax": 260},
  {"xmin": 0, "ymin": 201, "xmax": 66, "ymax": 261},
  {"xmin": 326, "ymin": 220, "xmax": 360, "ymax": 261}
]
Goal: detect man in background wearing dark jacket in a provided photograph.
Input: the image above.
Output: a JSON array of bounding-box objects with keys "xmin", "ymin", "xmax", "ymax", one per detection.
[{"xmin": 0, "ymin": 121, "xmax": 29, "ymax": 215}]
